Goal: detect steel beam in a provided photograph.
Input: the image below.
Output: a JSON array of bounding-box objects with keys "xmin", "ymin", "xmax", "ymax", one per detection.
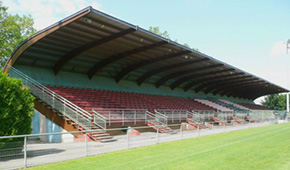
[
  {"xmin": 114, "ymin": 50, "xmax": 191, "ymax": 83},
  {"xmin": 53, "ymin": 28, "xmax": 136, "ymax": 75},
  {"xmin": 155, "ymin": 64, "xmax": 223, "ymax": 88},
  {"xmin": 87, "ymin": 41, "xmax": 167, "ymax": 79}
]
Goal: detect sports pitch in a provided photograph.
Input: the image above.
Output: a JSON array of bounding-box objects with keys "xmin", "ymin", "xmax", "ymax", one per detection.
[{"xmin": 28, "ymin": 123, "xmax": 290, "ymax": 170}]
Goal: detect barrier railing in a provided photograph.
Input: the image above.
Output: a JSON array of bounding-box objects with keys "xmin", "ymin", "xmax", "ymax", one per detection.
[
  {"xmin": 7, "ymin": 66, "xmax": 93, "ymax": 130},
  {"xmin": 188, "ymin": 111, "xmax": 204, "ymax": 124},
  {"xmin": 154, "ymin": 111, "xmax": 168, "ymax": 127},
  {"xmin": 154, "ymin": 109, "xmax": 188, "ymax": 122},
  {"xmin": 145, "ymin": 111, "xmax": 168, "ymax": 127},
  {"xmin": 93, "ymin": 109, "xmax": 147, "ymax": 126},
  {"xmin": 249, "ymin": 110, "xmax": 275, "ymax": 122},
  {"xmin": 92, "ymin": 109, "xmax": 107, "ymax": 130},
  {"xmin": 196, "ymin": 110, "xmax": 215, "ymax": 121}
]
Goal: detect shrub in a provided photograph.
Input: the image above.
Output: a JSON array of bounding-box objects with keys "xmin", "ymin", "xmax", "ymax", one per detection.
[{"xmin": 0, "ymin": 72, "xmax": 34, "ymax": 142}]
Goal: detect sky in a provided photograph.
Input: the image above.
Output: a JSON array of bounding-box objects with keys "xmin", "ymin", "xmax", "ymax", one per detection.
[{"xmin": 2, "ymin": 0, "xmax": 290, "ymax": 104}]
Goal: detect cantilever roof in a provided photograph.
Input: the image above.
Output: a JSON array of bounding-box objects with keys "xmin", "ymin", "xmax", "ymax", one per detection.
[{"xmin": 4, "ymin": 6, "xmax": 288, "ymax": 100}]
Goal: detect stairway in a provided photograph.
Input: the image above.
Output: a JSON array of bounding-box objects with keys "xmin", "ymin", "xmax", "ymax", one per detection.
[
  {"xmin": 79, "ymin": 125, "xmax": 116, "ymax": 142},
  {"xmin": 36, "ymin": 97, "xmax": 116, "ymax": 142},
  {"xmin": 8, "ymin": 66, "xmax": 116, "ymax": 143},
  {"xmin": 213, "ymin": 117, "xmax": 230, "ymax": 126},
  {"xmin": 147, "ymin": 122, "xmax": 176, "ymax": 134},
  {"xmin": 187, "ymin": 119, "xmax": 208, "ymax": 129}
]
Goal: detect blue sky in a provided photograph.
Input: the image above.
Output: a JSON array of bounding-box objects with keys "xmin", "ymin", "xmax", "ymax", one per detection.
[{"xmin": 2, "ymin": 0, "xmax": 290, "ymax": 103}]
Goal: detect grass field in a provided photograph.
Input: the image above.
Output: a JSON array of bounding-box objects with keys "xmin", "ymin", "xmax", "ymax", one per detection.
[{"xmin": 29, "ymin": 123, "xmax": 290, "ymax": 170}]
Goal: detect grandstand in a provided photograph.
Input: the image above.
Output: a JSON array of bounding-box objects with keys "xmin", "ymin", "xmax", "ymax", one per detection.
[{"xmin": 3, "ymin": 6, "xmax": 288, "ymax": 142}]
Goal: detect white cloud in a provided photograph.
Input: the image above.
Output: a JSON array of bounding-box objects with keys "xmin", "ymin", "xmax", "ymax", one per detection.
[
  {"xmin": 2, "ymin": 0, "xmax": 101, "ymax": 30},
  {"xmin": 270, "ymin": 41, "xmax": 287, "ymax": 58}
]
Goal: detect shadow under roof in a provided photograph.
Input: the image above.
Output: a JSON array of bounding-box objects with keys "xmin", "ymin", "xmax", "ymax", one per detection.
[{"xmin": 4, "ymin": 6, "xmax": 288, "ymax": 100}]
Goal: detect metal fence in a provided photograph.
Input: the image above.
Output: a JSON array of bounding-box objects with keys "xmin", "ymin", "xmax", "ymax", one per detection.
[{"xmin": 0, "ymin": 120, "xmax": 280, "ymax": 170}]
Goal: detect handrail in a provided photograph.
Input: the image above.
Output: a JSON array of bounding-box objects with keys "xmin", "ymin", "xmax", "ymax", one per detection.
[
  {"xmin": 93, "ymin": 108, "xmax": 147, "ymax": 126},
  {"xmin": 92, "ymin": 109, "xmax": 107, "ymax": 130},
  {"xmin": 7, "ymin": 66, "xmax": 93, "ymax": 130},
  {"xmin": 145, "ymin": 111, "xmax": 167, "ymax": 127},
  {"xmin": 154, "ymin": 110, "xmax": 168, "ymax": 126}
]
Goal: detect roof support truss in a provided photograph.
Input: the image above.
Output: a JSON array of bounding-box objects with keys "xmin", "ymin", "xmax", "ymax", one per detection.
[
  {"xmin": 87, "ymin": 41, "xmax": 167, "ymax": 79},
  {"xmin": 170, "ymin": 68, "xmax": 235, "ymax": 90},
  {"xmin": 53, "ymin": 28, "xmax": 136, "ymax": 75},
  {"xmin": 155, "ymin": 64, "xmax": 223, "ymax": 88},
  {"xmin": 114, "ymin": 50, "xmax": 191, "ymax": 83}
]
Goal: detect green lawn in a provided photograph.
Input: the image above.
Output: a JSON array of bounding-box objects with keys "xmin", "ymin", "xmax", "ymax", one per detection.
[{"xmin": 29, "ymin": 123, "xmax": 290, "ymax": 170}]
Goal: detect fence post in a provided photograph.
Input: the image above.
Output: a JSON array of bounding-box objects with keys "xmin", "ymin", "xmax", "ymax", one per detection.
[
  {"xmin": 127, "ymin": 127, "xmax": 130, "ymax": 149},
  {"xmin": 85, "ymin": 131, "xmax": 88, "ymax": 157},
  {"xmin": 157, "ymin": 127, "xmax": 159, "ymax": 144},
  {"xmin": 134, "ymin": 110, "xmax": 136, "ymax": 125},
  {"xmin": 180, "ymin": 124, "xmax": 183, "ymax": 139},
  {"xmin": 223, "ymin": 123, "xmax": 225, "ymax": 132},
  {"xmin": 198, "ymin": 125, "xmax": 200, "ymax": 137},
  {"xmin": 212, "ymin": 123, "xmax": 214, "ymax": 132},
  {"xmin": 24, "ymin": 136, "xmax": 27, "ymax": 168}
]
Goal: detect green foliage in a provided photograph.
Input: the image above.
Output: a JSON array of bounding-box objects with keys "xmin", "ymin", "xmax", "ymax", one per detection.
[
  {"xmin": 149, "ymin": 26, "xmax": 199, "ymax": 51},
  {"xmin": 262, "ymin": 94, "xmax": 287, "ymax": 110},
  {"xmin": 0, "ymin": 72, "xmax": 34, "ymax": 141},
  {"xmin": 149, "ymin": 26, "xmax": 170, "ymax": 39},
  {"xmin": 0, "ymin": 1, "xmax": 36, "ymax": 68}
]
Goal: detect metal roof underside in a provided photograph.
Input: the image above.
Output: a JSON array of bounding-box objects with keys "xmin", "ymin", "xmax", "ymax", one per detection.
[{"xmin": 5, "ymin": 6, "xmax": 288, "ymax": 100}]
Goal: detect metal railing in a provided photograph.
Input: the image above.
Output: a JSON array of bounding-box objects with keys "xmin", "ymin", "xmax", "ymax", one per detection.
[
  {"xmin": 145, "ymin": 111, "xmax": 168, "ymax": 127},
  {"xmin": 217, "ymin": 112, "xmax": 234, "ymax": 122},
  {"xmin": 93, "ymin": 109, "xmax": 147, "ymax": 126},
  {"xmin": 0, "ymin": 120, "xmax": 277, "ymax": 170},
  {"xmin": 154, "ymin": 111, "xmax": 168, "ymax": 127},
  {"xmin": 7, "ymin": 66, "xmax": 93, "ymax": 130},
  {"xmin": 92, "ymin": 109, "xmax": 107, "ymax": 130},
  {"xmin": 155, "ymin": 109, "xmax": 188, "ymax": 123},
  {"xmin": 249, "ymin": 110, "xmax": 275, "ymax": 122}
]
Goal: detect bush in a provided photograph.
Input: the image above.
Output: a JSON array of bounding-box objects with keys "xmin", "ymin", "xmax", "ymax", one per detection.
[{"xmin": 0, "ymin": 72, "xmax": 34, "ymax": 142}]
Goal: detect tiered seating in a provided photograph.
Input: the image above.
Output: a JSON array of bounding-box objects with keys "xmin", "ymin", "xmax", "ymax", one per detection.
[
  {"xmin": 219, "ymin": 99, "xmax": 250, "ymax": 111},
  {"xmin": 194, "ymin": 99, "xmax": 233, "ymax": 112},
  {"xmin": 237, "ymin": 103, "xmax": 271, "ymax": 110},
  {"xmin": 47, "ymin": 86, "xmax": 216, "ymax": 115}
]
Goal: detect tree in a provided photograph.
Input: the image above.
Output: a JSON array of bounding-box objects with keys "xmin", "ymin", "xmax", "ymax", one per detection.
[
  {"xmin": 149, "ymin": 26, "xmax": 199, "ymax": 51},
  {"xmin": 0, "ymin": 72, "xmax": 34, "ymax": 142},
  {"xmin": 0, "ymin": 1, "xmax": 36, "ymax": 68},
  {"xmin": 261, "ymin": 94, "xmax": 287, "ymax": 110},
  {"xmin": 149, "ymin": 26, "xmax": 170, "ymax": 39}
]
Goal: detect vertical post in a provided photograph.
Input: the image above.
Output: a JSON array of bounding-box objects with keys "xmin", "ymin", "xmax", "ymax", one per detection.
[
  {"xmin": 85, "ymin": 131, "xmax": 88, "ymax": 157},
  {"xmin": 52, "ymin": 92, "xmax": 55, "ymax": 108},
  {"xmin": 212, "ymin": 123, "xmax": 214, "ymax": 132},
  {"xmin": 134, "ymin": 110, "xmax": 136, "ymax": 125},
  {"xmin": 198, "ymin": 125, "xmax": 200, "ymax": 137},
  {"xmin": 107, "ymin": 110, "xmax": 110, "ymax": 126},
  {"xmin": 157, "ymin": 127, "xmax": 159, "ymax": 144},
  {"xmin": 287, "ymin": 93, "xmax": 290, "ymax": 113},
  {"xmin": 122, "ymin": 110, "xmax": 124, "ymax": 126},
  {"xmin": 127, "ymin": 127, "xmax": 130, "ymax": 149},
  {"xmin": 180, "ymin": 124, "xmax": 183, "ymax": 139},
  {"xmin": 223, "ymin": 122, "xmax": 225, "ymax": 132},
  {"xmin": 24, "ymin": 136, "xmax": 27, "ymax": 168}
]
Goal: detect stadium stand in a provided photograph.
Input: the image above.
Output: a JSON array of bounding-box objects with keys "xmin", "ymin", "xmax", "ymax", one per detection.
[
  {"xmin": 218, "ymin": 99, "xmax": 250, "ymax": 111},
  {"xmin": 47, "ymin": 86, "xmax": 216, "ymax": 112},
  {"xmin": 237, "ymin": 103, "xmax": 271, "ymax": 110},
  {"xmin": 194, "ymin": 99, "xmax": 233, "ymax": 112},
  {"xmin": 3, "ymin": 7, "xmax": 287, "ymax": 142}
]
